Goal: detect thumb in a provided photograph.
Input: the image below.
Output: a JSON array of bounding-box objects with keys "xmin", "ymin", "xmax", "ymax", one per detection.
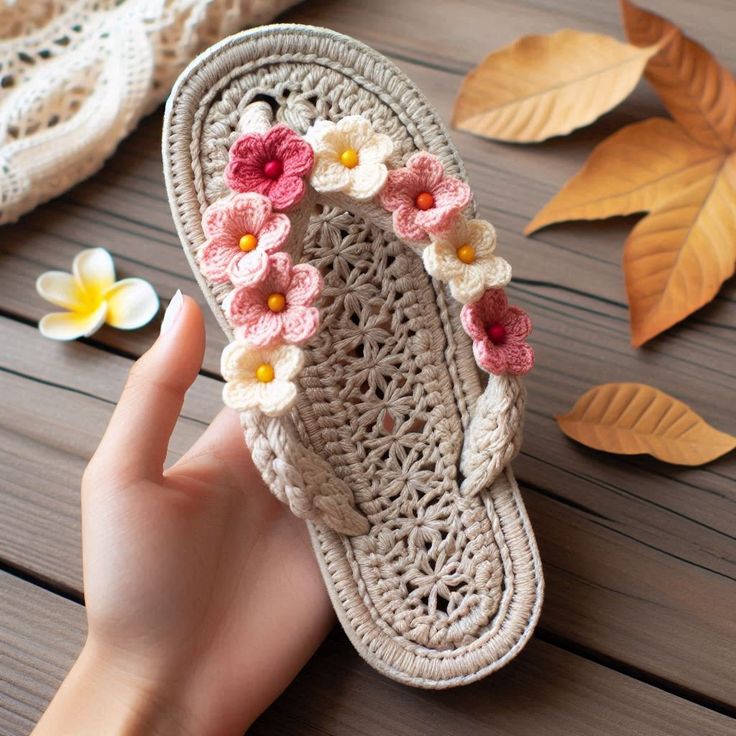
[{"xmin": 88, "ymin": 290, "xmax": 206, "ymax": 485}]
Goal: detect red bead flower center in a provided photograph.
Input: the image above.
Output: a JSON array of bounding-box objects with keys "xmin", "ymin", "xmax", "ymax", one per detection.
[
  {"xmin": 263, "ymin": 159, "xmax": 283, "ymax": 179},
  {"xmin": 487, "ymin": 323, "xmax": 506, "ymax": 344},
  {"xmin": 415, "ymin": 191, "xmax": 435, "ymax": 210}
]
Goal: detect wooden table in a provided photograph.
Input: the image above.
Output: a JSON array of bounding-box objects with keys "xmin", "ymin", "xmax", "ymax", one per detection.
[{"xmin": 1, "ymin": 1, "xmax": 734, "ymax": 733}]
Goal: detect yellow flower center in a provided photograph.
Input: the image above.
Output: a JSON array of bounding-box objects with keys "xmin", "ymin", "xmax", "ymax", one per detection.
[
  {"xmin": 255, "ymin": 363, "xmax": 275, "ymax": 383},
  {"xmin": 239, "ymin": 233, "xmax": 258, "ymax": 252},
  {"xmin": 340, "ymin": 148, "xmax": 359, "ymax": 169},
  {"xmin": 456, "ymin": 244, "xmax": 476, "ymax": 264},
  {"xmin": 267, "ymin": 292, "xmax": 287, "ymax": 312}
]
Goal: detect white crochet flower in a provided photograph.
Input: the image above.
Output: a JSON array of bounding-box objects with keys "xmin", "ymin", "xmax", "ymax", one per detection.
[
  {"xmin": 221, "ymin": 341, "xmax": 304, "ymax": 417},
  {"xmin": 422, "ymin": 217, "xmax": 511, "ymax": 304},
  {"xmin": 306, "ymin": 115, "xmax": 393, "ymax": 201}
]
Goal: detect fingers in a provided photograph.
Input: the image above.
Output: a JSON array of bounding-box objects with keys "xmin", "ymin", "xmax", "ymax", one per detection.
[
  {"xmin": 170, "ymin": 407, "xmax": 256, "ymax": 486},
  {"xmin": 89, "ymin": 291, "xmax": 206, "ymax": 484}
]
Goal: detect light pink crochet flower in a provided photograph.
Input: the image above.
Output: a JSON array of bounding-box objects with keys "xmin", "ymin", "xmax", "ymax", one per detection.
[
  {"xmin": 227, "ymin": 252, "xmax": 322, "ymax": 347},
  {"xmin": 378, "ymin": 151, "xmax": 471, "ymax": 242},
  {"xmin": 460, "ymin": 289, "xmax": 534, "ymax": 376},
  {"xmin": 199, "ymin": 192, "xmax": 291, "ymax": 286},
  {"xmin": 225, "ymin": 124, "xmax": 314, "ymax": 211}
]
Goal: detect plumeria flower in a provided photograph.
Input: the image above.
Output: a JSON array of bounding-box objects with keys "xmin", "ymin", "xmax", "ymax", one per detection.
[
  {"xmin": 224, "ymin": 124, "xmax": 314, "ymax": 211},
  {"xmin": 221, "ymin": 341, "xmax": 304, "ymax": 417},
  {"xmin": 460, "ymin": 288, "xmax": 534, "ymax": 376},
  {"xmin": 423, "ymin": 216, "xmax": 511, "ymax": 303},
  {"xmin": 199, "ymin": 192, "xmax": 291, "ymax": 286},
  {"xmin": 227, "ymin": 252, "xmax": 322, "ymax": 347},
  {"xmin": 305, "ymin": 115, "xmax": 393, "ymax": 201},
  {"xmin": 36, "ymin": 248, "xmax": 159, "ymax": 341},
  {"xmin": 378, "ymin": 151, "xmax": 471, "ymax": 242}
]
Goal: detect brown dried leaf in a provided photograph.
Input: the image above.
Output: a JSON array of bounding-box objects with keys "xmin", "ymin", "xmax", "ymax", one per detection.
[
  {"xmin": 452, "ymin": 30, "xmax": 659, "ymax": 142},
  {"xmin": 621, "ymin": 0, "xmax": 736, "ymax": 150},
  {"xmin": 556, "ymin": 383, "xmax": 736, "ymax": 465}
]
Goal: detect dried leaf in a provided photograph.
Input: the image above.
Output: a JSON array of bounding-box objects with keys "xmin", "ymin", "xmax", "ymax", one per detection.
[
  {"xmin": 625, "ymin": 154, "xmax": 736, "ymax": 345},
  {"xmin": 621, "ymin": 0, "xmax": 736, "ymax": 150},
  {"xmin": 556, "ymin": 383, "xmax": 736, "ymax": 465},
  {"xmin": 527, "ymin": 5, "xmax": 736, "ymax": 345},
  {"xmin": 525, "ymin": 118, "xmax": 723, "ymax": 232},
  {"xmin": 452, "ymin": 30, "xmax": 659, "ymax": 142}
]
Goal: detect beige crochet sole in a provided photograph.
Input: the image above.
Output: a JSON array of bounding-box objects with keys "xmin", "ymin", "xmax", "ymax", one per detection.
[{"xmin": 163, "ymin": 23, "xmax": 543, "ymax": 689}]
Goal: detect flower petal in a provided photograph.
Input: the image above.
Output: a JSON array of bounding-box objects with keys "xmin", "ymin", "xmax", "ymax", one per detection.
[
  {"xmin": 392, "ymin": 205, "xmax": 427, "ymax": 242},
  {"xmin": 227, "ymin": 250, "xmax": 269, "ymax": 287},
  {"xmin": 272, "ymin": 344, "xmax": 305, "ymax": 381},
  {"xmin": 468, "ymin": 219, "xmax": 497, "ymax": 255},
  {"xmin": 199, "ymin": 237, "xmax": 237, "ymax": 283},
  {"xmin": 502, "ymin": 305, "xmax": 533, "ymax": 341},
  {"xmin": 359, "ymin": 133, "xmax": 393, "ymax": 164},
  {"xmin": 460, "ymin": 302, "xmax": 487, "ymax": 342},
  {"xmin": 73, "ymin": 248, "xmax": 116, "ymax": 301},
  {"xmin": 104, "ymin": 278, "xmax": 159, "ymax": 330},
  {"xmin": 406, "ymin": 151, "xmax": 445, "ymax": 189},
  {"xmin": 36, "ymin": 271, "xmax": 85, "ymax": 310},
  {"xmin": 223, "ymin": 379, "xmax": 262, "ymax": 412},
  {"xmin": 288, "ymin": 263, "xmax": 323, "ymax": 306},
  {"xmin": 268, "ymin": 174, "xmax": 306, "ymax": 211},
  {"xmin": 281, "ymin": 306, "xmax": 320, "ymax": 344},
  {"xmin": 39, "ymin": 303, "xmax": 108, "ymax": 341},
  {"xmin": 449, "ymin": 268, "xmax": 486, "ymax": 304},
  {"xmin": 348, "ymin": 163, "xmax": 388, "ymax": 201},
  {"xmin": 311, "ymin": 159, "xmax": 351, "ymax": 193},
  {"xmin": 472, "ymin": 337, "xmax": 508, "ymax": 375},
  {"xmin": 258, "ymin": 212, "xmax": 291, "ymax": 253},
  {"xmin": 503, "ymin": 343, "xmax": 535, "ymax": 376},
  {"xmin": 423, "ymin": 241, "xmax": 464, "ymax": 281},
  {"xmin": 258, "ymin": 380, "xmax": 298, "ymax": 417},
  {"xmin": 221, "ymin": 341, "xmax": 255, "ymax": 382}
]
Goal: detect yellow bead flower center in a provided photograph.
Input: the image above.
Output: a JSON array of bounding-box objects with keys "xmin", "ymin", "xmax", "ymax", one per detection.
[
  {"xmin": 267, "ymin": 292, "xmax": 287, "ymax": 312},
  {"xmin": 456, "ymin": 244, "xmax": 476, "ymax": 264},
  {"xmin": 239, "ymin": 233, "xmax": 258, "ymax": 251},
  {"xmin": 340, "ymin": 148, "xmax": 359, "ymax": 168},
  {"xmin": 255, "ymin": 363, "xmax": 275, "ymax": 383}
]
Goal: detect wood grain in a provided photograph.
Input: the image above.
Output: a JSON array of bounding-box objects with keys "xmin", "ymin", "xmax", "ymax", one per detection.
[
  {"xmin": 2, "ymin": 571, "xmax": 733, "ymax": 736},
  {"xmin": 0, "ymin": 0, "xmax": 734, "ymax": 729}
]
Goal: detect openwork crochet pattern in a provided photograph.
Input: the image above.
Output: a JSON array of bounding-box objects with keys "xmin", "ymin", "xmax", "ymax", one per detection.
[
  {"xmin": 0, "ymin": 0, "xmax": 300, "ymax": 225},
  {"xmin": 164, "ymin": 24, "xmax": 543, "ymax": 689}
]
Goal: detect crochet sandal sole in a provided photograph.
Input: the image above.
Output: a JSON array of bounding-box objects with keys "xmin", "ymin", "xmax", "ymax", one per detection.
[{"xmin": 163, "ymin": 23, "xmax": 543, "ymax": 689}]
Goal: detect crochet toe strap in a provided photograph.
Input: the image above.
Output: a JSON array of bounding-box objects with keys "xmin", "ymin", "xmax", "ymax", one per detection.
[
  {"xmin": 243, "ymin": 412, "xmax": 370, "ymax": 536},
  {"xmin": 459, "ymin": 375, "xmax": 526, "ymax": 497}
]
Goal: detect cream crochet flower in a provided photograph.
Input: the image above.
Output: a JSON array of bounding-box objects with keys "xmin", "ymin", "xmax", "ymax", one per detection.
[
  {"xmin": 422, "ymin": 217, "xmax": 511, "ymax": 303},
  {"xmin": 306, "ymin": 116, "xmax": 393, "ymax": 200},
  {"xmin": 221, "ymin": 341, "xmax": 304, "ymax": 417}
]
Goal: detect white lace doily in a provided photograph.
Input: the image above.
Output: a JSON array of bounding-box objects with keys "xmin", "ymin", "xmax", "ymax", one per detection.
[{"xmin": 0, "ymin": 0, "xmax": 300, "ymax": 225}]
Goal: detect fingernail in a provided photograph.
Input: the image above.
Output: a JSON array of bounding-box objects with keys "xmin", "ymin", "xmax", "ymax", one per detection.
[{"xmin": 160, "ymin": 290, "xmax": 183, "ymax": 334}]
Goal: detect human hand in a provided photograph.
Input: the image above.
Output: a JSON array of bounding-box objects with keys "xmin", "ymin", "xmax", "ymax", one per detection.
[{"xmin": 33, "ymin": 292, "xmax": 332, "ymax": 736}]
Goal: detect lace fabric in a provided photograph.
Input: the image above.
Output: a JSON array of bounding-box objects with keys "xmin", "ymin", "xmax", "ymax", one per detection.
[{"xmin": 0, "ymin": 0, "xmax": 299, "ymax": 224}]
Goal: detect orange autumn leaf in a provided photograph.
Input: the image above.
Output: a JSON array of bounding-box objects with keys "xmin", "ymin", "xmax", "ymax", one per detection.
[
  {"xmin": 527, "ymin": 1, "xmax": 736, "ymax": 346},
  {"xmin": 452, "ymin": 30, "xmax": 659, "ymax": 142},
  {"xmin": 556, "ymin": 383, "xmax": 736, "ymax": 466}
]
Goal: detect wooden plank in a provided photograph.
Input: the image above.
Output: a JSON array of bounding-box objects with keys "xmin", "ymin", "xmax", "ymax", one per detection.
[
  {"xmin": 2, "ymin": 570, "xmax": 733, "ymax": 736},
  {"xmin": 1, "ymin": 315, "xmax": 734, "ymax": 703}
]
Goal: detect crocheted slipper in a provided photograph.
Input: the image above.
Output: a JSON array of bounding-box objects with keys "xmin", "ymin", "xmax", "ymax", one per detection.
[{"xmin": 163, "ymin": 24, "xmax": 543, "ymax": 689}]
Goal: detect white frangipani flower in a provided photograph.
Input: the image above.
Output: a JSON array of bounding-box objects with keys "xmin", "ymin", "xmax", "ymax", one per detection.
[
  {"xmin": 422, "ymin": 217, "xmax": 511, "ymax": 304},
  {"xmin": 221, "ymin": 341, "xmax": 305, "ymax": 417},
  {"xmin": 36, "ymin": 248, "xmax": 159, "ymax": 340},
  {"xmin": 306, "ymin": 115, "xmax": 393, "ymax": 201}
]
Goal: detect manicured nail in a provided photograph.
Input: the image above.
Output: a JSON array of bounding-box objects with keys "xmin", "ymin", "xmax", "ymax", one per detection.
[{"xmin": 160, "ymin": 289, "xmax": 183, "ymax": 334}]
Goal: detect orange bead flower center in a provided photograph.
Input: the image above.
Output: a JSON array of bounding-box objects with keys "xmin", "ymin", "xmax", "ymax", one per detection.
[
  {"xmin": 239, "ymin": 233, "xmax": 258, "ymax": 252},
  {"xmin": 255, "ymin": 363, "xmax": 275, "ymax": 383},
  {"xmin": 415, "ymin": 191, "xmax": 435, "ymax": 210},
  {"xmin": 340, "ymin": 148, "xmax": 359, "ymax": 168},
  {"xmin": 456, "ymin": 244, "xmax": 475, "ymax": 264},
  {"xmin": 487, "ymin": 323, "xmax": 506, "ymax": 344},
  {"xmin": 267, "ymin": 292, "xmax": 287, "ymax": 312}
]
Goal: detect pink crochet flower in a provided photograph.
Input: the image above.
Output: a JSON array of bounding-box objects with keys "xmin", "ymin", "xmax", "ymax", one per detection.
[
  {"xmin": 378, "ymin": 151, "xmax": 471, "ymax": 242},
  {"xmin": 199, "ymin": 192, "xmax": 291, "ymax": 286},
  {"xmin": 460, "ymin": 289, "xmax": 534, "ymax": 376},
  {"xmin": 225, "ymin": 124, "xmax": 314, "ymax": 211},
  {"xmin": 227, "ymin": 252, "xmax": 322, "ymax": 347}
]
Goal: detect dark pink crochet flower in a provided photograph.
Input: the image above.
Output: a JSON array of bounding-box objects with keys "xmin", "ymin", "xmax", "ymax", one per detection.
[
  {"xmin": 378, "ymin": 151, "xmax": 471, "ymax": 242},
  {"xmin": 225, "ymin": 124, "xmax": 314, "ymax": 211},
  {"xmin": 199, "ymin": 192, "xmax": 291, "ymax": 286},
  {"xmin": 227, "ymin": 252, "xmax": 322, "ymax": 347},
  {"xmin": 460, "ymin": 289, "xmax": 534, "ymax": 376}
]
